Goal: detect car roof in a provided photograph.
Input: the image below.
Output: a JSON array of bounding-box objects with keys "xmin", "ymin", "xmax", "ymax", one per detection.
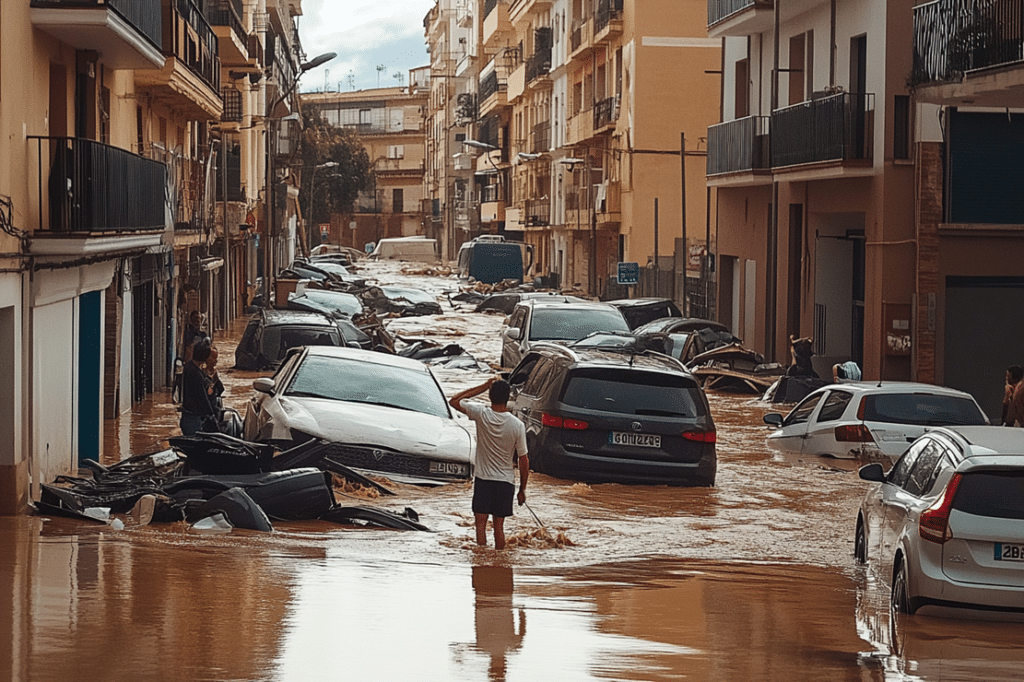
[
  {"xmin": 527, "ymin": 341, "xmax": 690, "ymax": 374},
  {"xmin": 257, "ymin": 309, "xmax": 336, "ymax": 326},
  {"xmin": 924, "ymin": 425, "xmax": 1024, "ymax": 461},
  {"xmin": 634, "ymin": 317, "xmax": 730, "ymax": 334},
  {"xmin": 606, "ymin": 297, "xmax": 677, "ymax": 308},
  {"xmin": 302, "ymin": 345, "xmax": 432, "ymax": 372},
  {"xmin": 520, "ymin": 298, "xmax": 622, "ymax": 311},
  {"xmin": 807, "ymin": 381, "xmax": 978, "ymax": 399}
]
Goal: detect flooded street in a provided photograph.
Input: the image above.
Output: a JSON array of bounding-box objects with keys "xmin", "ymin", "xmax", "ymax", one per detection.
[{"xmin": 5, "ymin": 260, "xmax": 1024, "ymax": 681}]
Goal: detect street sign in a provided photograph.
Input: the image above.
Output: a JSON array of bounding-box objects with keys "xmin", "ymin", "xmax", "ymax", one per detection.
[{"xmin": 617, "ymin": 261, "xmax": 639, "ymax": 285}]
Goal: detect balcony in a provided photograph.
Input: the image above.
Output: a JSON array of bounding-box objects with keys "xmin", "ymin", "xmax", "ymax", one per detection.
[
  {"xmin": 526, "ymin": 45, "xmax": 552, "ymax": 85},
  {"xmin": 706, "ymin": 0, "xmax": 774, "ymax": 38},
  {"xmin": 770, "ymin": 92, "xmax": 874, "ymax": 169},
  {"xmin": 593, "ymin": 0, "xmax": 623, "ymax": 44},
  {"xmin": 567, "ymin": 108, "xmax": 596, "ymax": 145},
  {"xmin": 593, "ymin": 96, "xmax": 619, "ymax": 131},
  {"xmin": 569, "ymin": 20, "xmax": 592, "ymax": 60},
  {"xmin": 28, "ymin": 137, "xmax": 167, "ymax": 255},
  {"xmin": 478, "ymin": 67, "xmax": 509, "ymax": 116},
  {"xmin": 507, "ymin": 63, "xmax": 527, "ymax": 101},
  {"xmin": 707, "ymin": 116, "xmax": 770, "ymax": 178},
  {"xmin": 207, "ymin": 0, "xmax": 249, "ymax": 65},
  {"xmin": 134, "ymin": 0, "xmax": 223, "ymax": 120},
  {"xmin": 480, "ymin": 184, "xmax": 506, "ymax": 222},
  {"xmin": 912, "ymin": 0, "xmax": 1024, "ymax": 106},
  {"xmin": 531, "ymin": 120, "xmax": 551, "ymax": 153},
  {"xmin": 31, "ymin": 0, "xmax": 164, "ymax": 70},
  {"xmin": 483, "ymin": 0, "xmax": 512, "ymax": 48},
  {"xmin": 525, "ymin": 198, "xmax": 550, "ymax": 227}
]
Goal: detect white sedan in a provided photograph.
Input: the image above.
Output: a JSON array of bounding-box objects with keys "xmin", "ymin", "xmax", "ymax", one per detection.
[
  {"xmin": 243, "ymin": 346, "xmax": 474, "ymax": 485},
  {"xmin": 762, "ymin": 382, "xmax": 988, "ymax": 460}
]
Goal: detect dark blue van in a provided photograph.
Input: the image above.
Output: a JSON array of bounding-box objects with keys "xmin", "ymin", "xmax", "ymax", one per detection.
[{"xmin": 456, "ymin": 237, "xmax": 534, "ymax": 284}]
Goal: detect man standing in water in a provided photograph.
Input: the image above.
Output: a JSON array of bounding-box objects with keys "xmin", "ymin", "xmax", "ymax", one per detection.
[{"xmin": 450, "ymin": 376, "xmax": 529, "ymax": 550}]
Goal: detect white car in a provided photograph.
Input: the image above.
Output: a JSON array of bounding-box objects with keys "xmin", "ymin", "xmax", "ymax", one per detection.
[
  {"xmin": 855, "ymin": 426, "xmax": 1024, "ymax": 619},
  {"xmin": 243, "ymin": 346, "xmax": 473, "ymax": 485},
  {"xmin": 762, "ymin": 382, "xmax": 988, "ymax": 460}
]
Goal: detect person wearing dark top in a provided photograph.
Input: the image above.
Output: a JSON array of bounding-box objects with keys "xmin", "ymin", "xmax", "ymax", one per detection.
[{"xmin": 180, "ymin": 340, "xmax": 217, "ymax": 435}]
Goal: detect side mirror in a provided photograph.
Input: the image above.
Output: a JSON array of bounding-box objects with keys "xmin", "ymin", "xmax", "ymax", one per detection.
[
  {"xmin": 253, "ymin": 377, "xmax": 276, "ymax": 395},
  {"xmin": 858, "ymin": 463, "xmax": 887, "ymax": 482},
  {"xmin": 763, "ymin": 413, "xmax": 783, "ymax": 427},
  {"xmin": 504, "ymin": 327, "xmax": 523, "ymax": 341}
]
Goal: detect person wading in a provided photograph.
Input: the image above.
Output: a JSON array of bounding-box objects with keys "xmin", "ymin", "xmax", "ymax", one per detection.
[{"xmin": 450, "ymin": 376, "xmax": 529, "ymax": 550}]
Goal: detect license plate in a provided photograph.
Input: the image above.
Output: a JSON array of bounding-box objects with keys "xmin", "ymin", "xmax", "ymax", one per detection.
[
  {"xmin": 608, "ymin": 432, "xmax": 661, "ymax": 448},
  {"xmin": 429, "ymin": 461, "xmax": 468, "ymax": 476},
  {"xmin": 994, "ymin": 543, "xmax": 1024, "ymax": 561}
]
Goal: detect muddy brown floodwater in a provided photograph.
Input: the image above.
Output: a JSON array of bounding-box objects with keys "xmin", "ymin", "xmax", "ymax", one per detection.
[{"xmin": 4, "ymin": 261, "xmax": 1023, "ymax": 682}]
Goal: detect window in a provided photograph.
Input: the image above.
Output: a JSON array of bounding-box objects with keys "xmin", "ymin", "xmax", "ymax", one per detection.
[
  {"xmin": 562, "ymin": 369, "xmax": 704, "ymax": 417},
  {"xmin": 861, "ymin": 393, "xmax": 987, "ymax": 426},
  {"xmin": 954, "ymin": 472, "xmax": 1024, "ymax": 520},
  {"xmin": 392, "ymin": 188, "xmax": 404, "ymax": 213},
  {"xmin": 388, "ymin": 145, "xmax": 405, "ymax": 159},
  {"xmin": 894, "ymin": 95, "xmax": 910, "ymax": 160},
  {"xmin": 904, "ymin": 440, "xmax": 945, "ymax": 496},
  {"xmin": 784, "ymin": 393, "xmax": 823, "ymax": 426},
  {"xmin": 735, "ymin": 58, "xmax": 749, "ymax": 119},
  {"xmin": 887, "ymin": 438, "xmax": 926, "ymax": 489},
  {"xmin": 817, "ymin": 390, "xmax": 853, "ymax": 422},
  {"xmin": 522, "ymin": 358, "xmax": 556, "ymax": 396}
]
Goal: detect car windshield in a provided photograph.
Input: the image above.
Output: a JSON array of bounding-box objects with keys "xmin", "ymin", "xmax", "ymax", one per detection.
[
  {"xmin": 300, "ymin": 290, "xmax": 362, "ymax": 316},
  {"xmin": 860, "ymin": 393, "xmax": 987, "ymax": 426},
  {"xmin": 285, "ymin": 354, "xmax": 450, "ymax": 418},
  {"xmin": 529, "ymin": 308, "xmax": 629, "ymax": 341},
  {"xmin": 561, "ymin": 369, "xmax": 704, "ymax": 417}
]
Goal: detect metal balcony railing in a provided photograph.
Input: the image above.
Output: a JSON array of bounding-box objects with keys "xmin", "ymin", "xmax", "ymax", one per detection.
[
  {"xmin": 479, "ymin": 70, "xmax": 507, "ymax": 101},
  {"xmin": 770, "ymin": 92, "xmax": 874, "ymax": 167},
  {"xmin": 526, "ymin": 46, "xmax": 552, "ymax": 82},
  {"xmin": 31, "ymin": 0, "xmax": 163, "ymax": 50},
  {"xmin": 707, "ymin": 116, "xmax": 770, "ymax": 175},
  {"xmin": 207, "ymin": 0, "xmax": 246, "ymax": 46},
  {"xmin": 170, "ymin": 0, "xmax": 221, "ymax": 92},
  {"xmin": 707, "ymin": 0, "xmax": 759, "ymax": 26},
  {"xmin": 526, "ymin": 198, "xmax": 550, "ymax": 226},
  {"xmin": 594, "ymin": 0, "xmax": 623, "ymax": 33},
  {"xmin": 221, "ymin": 88, "xmax": 242, "ymax": 121},
  {"xmin": 30, "ymin": 137, "xmax": 167, "ymax": 233},
  {"xmin": 593, "ymin": 96, "xmax": 619, "ymax": 129},
  {"xmin": 531, "ymin": 120, "xmax": 551, "ymax": 153},
  {"xmin": 912, "ymin": 0, "xmax": 1024, "ymax": 85},
  {"xmin": 481, "ymin": 184, "xmax": 501, "ymax": 203}
]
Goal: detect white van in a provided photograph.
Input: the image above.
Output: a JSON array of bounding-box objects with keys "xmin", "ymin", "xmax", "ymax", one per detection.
[{"xmin": 369, "ymin": 236, "xmax": 439, "ymax": 263}]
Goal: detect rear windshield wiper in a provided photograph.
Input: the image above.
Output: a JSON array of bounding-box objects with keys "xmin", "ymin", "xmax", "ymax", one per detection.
[{"xmin": 635, "ymin": 408, "xmax": 689, "ymax": 417}]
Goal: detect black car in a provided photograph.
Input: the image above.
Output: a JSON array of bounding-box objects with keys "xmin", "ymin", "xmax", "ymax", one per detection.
[
  {"xmin": 506, "ymin": 343, "xmax": 717, "ymax": 486},
  {"xmin": 632, "ymin": 317, "xmax": 740, "ymax": 366},
  {"xmin": 607, "ymin": 298, "xmax": 682, "ymax": 330},
  {"xmin": 233, "ymin": 309, "xmax": 368, "ymax": 370}
]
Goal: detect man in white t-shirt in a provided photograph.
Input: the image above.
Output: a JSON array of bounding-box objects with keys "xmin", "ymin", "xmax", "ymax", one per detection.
[{"xmin": 450, "ymin": 376, "xmax": 529, "ymax": 550}]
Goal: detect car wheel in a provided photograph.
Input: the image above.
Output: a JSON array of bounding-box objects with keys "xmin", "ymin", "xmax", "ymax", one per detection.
[
  {"xmin": 854, "ymin": 518, "xmax": 867, "ymax": 564},
  {"xmin": 891, "ymin": 558, "xmax": 913, "ymax": 615}
]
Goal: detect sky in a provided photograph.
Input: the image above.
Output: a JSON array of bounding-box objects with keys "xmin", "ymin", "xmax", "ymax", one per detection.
[{"xmin": 296, "ymin": 0, "xmax": 436, "ymax": 94}]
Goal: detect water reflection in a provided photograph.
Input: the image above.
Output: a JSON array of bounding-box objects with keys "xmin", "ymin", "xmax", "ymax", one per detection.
[{"xmin": 470, "ymin": 566, "xmax": 525, "ymax": 681}]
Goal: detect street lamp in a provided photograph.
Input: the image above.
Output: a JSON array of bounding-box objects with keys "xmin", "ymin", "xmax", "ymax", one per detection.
[
  {"xmin": 559, "ymin": 155, "xmax": 596, "ymax": 295},
  {"xmin": 263, "ymin": 51, "xmax": 337, "ymax": 307},
  {"xmin": 306, "ymin": 161, "xmax": 337, "ymax": 254},
  {"xmin": 464, "ymin": 140, "xmax": 501, "ymax": 228}
]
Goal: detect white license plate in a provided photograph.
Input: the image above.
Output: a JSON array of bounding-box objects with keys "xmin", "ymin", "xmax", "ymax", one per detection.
[
  {"xmin": 429, "ymin": 461, "xmax": 468, "ymax": 476},
  {"xmin": 994, "ymin": 543, "xmax": 1024, "ymax": 562},
  {"xmin": 608, "ymin": 432, "xmax": 661, "ymax": 448}
]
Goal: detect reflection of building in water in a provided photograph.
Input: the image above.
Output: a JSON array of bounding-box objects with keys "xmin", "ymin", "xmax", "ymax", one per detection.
[{"xmin": 472, "ymin": 565, "xmax": 525, "ymax": 681}]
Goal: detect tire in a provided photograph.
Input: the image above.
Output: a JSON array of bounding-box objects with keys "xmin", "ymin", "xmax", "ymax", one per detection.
[
  {"xmin": 854, "ymin": 519, "xmax": 867, "ymax": 564},
  {"xmin": 891, "ymin": 558, "xmax": 914, "ymax": 615}
]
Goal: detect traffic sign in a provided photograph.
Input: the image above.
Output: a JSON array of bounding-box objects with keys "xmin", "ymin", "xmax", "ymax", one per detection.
[{"xmin": 617, "ymin": 261, "xmax": 639, "ymax": 285}]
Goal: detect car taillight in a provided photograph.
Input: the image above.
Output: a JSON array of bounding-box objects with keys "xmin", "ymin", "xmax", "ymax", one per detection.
[
  {"xmin": 919, "ymin": 473, "xmax": 963, "ymax": 544},
  {"xmin": 682, "ymin": 430, "xmax": 717, "ymax": 443},
  {"xmin": 541, "ymin": 413, "xmax": 588, "ymax": 430},
  {"xmin": 834, "ymin": 424, "xmax": 874, "ymax": 442}
]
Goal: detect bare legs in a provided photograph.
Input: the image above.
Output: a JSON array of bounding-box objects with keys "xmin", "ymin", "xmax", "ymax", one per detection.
[{"xmin": 475, "ymin": 513, "xmax": 507, "ymax": 550}]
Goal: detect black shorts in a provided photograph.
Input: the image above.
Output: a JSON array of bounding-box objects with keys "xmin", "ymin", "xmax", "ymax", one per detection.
[{"xmin": 472, "ymin": 478, "xmax": 515, "ymax": 518}]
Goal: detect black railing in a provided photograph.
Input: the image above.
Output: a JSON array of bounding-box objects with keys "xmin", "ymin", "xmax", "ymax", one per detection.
[
  {"xmin": 770, "ymin": 92, "xmax": 874, "ymax": 168},
  {"xmin": 526, "ymin": 198, "xmax": 550, "ymax": 226},
  {"xmin": 527, "ymin": 46, "xmax": 552, "ymax": 82},
  {"xmin": 31, "ymin": 0, "xmax": 163, "ymax": 50},
  {"xmin": 170, "ymin": 0, "xmax": 221, "ymax": 92},
  {"xmin": 481, "ymin": 184, "xmax": 501, "ymax": 203},
  {"xmin": 206, "ymin": 0, "xmax": 246, "ymax": 47},
  {"xmin": 479, "ymin": 70, "xmax": 506, "ymax": 101},
  {"xmin": 571, "ymin": 22, "xmax": 584, "ymax": 52},
  {"xmin": 595, "ymin": 0, "xmax": 623, "ymax": 33},
  {"xmin": 531, "ymin": 120, "xmax": 551, "ymax": 153},
  {"xmin": 30, "ymin": 137, "xmax": 167, "ymax": 232},
  {"xmin": 484, "ymin": 0, "xmax": 499, "ymax": 18},
  {"xmin": 707, "ymin": 116, "xmax": 770, "ymax": 175},
  {"xmin": 912, "ymin": 0, "xmax": 1024, "ymax": 85},
  {"xmin": 593, "ymin": 96, "xmax": 619, "ymax": 129},
  {"xmin": 707, "ymin": 0, "xmax": 759, "ymax": 26},
  {"xmin": 221, "ymin": 88, "xmax": 242, "ymax": 121}
]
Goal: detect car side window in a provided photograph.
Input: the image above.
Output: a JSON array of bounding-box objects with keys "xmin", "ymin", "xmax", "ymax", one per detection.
[
  {"xmin": 886, "ymin": 438, "xmax": 927, "ymax": 488},
  {"xmin": 521, "ymin": 358, "xmax": 555, "ymax": 396},
  {"xmin": 816, "ymin": 390, "xmax": 853, "ymax": 423},
  {"xmin": 508, "ymin": 356, "xmax": 539, "ymax": 386},
  {"xmin": 784, "ymin": 394, "xmax": 823, "ymax": 426},
  {"xmin": 904, "ymin": 439, "xmax": 944, "ymax": 497},
  {"xmin": 509, "ymin": 307, "xmax": 527, "ymax": 331}
]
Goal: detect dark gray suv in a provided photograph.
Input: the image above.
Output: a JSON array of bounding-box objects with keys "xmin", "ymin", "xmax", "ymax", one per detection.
[{"xmin": 506, "ymin": 343, "xmax": 717, "ymax": 486}]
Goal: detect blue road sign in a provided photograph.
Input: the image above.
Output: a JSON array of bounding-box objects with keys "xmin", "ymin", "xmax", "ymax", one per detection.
[{"xmin": 617, "ymin": 261, "xmax": 639, "ymax": 285}]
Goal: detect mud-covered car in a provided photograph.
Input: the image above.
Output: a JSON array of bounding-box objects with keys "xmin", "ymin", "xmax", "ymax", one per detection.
[
  {"xmin": 242, "ymin": 346, "xmax": 473, "ymax": 485},
  {"xmin": 607, "ymin": 298, "xmax": 682, "ymax": 330},
  {"xmin": 234, "ymin": 309, "xmax": 348, "ymax": 370},
  {"xmin": 500, "ymin": 299, "xmax": 630, "ymax": 368}
]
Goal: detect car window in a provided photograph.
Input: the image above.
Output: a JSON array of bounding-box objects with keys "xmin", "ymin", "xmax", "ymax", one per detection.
[
  {"xmin": 521, "ymin": 358, "xmax": 556, "ymax": 396},
  {"xmin": 952, "ymin": 472, "xmax": 1024, "ymax": 520},
  {"xmin": 269, "ymin": 326, "xmax": 339, "ymax": 359},
  {"xmin": 286, "ymin": 355, "xmax": 449, "ymax": 418},
  {"xmin": 508, "ymin": 355, "xmax": 541, "ymax": 386},
  {"xmin": 561, "ymin": 369, "xmax": 705, "ymax": 417},
  {"xmin": 816, "ymin": 390, "xmax": 853, "ymax": 423},
  {"xmin": 238, "ymin": 319, "xmax": 259, "ymax": 355},
  {"xmin": 903, "ymin": 439, "xmax": 944, "ymax": 496},
  {"xmin": 783, "ymin": 393, "xmax": 823, "ymax": 426},
  {"xmin": 509, "ymin": 307, "xmax": 527, "ymax": 330},
  {"xmin": 528, "ymin": 308, "xmax": 629, "ymax": 341},
  {"xmin": 860, "ymin": 392, "xmax": 987, "ymax": 426},
  {"xmin": 887, "ymin": 438, "xmax": 926, "ymax": 489}
]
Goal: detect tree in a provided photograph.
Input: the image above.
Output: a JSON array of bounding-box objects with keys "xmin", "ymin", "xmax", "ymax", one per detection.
[{"xmin": 299, "ymin": 111, "xmax": 372, "ymax": 228}]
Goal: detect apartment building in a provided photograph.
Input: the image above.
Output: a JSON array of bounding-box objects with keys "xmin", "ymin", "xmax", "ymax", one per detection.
[
  {"xmin": 0, "ymin": 0, "xmax": 308, "ymax": 513},
  {"xmin": 301, "ymin": 76, "xmax": 430, "ymax": 251},
  {"xmin": 907, "ymin": 0, "xmax": 1024, "ymax": 419},
  {"xmin": 708, "ymin": 0, "xmax": 918, "ymax": 378}
]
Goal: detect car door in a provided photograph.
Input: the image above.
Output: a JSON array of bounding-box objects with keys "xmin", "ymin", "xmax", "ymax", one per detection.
[
  {"xmin": 769, "ymin": 392, "xmax": 825, "ymax": 453},
  {"xmin": 508, "ymin": 355, "xmax": 552, "ymax": 444},
  {"xmin": 800, "ymin": 389, "xmax": 854, "ymax": 457},
  {"xmin": 502, "ymin": 305, "xmax": 529, "ymax": 367},
  {"xmin": 879, "ymin": 438, "xmax": 944, "ymax": 568}
]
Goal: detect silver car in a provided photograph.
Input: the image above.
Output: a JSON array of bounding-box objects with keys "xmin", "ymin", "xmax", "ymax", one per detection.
[
  {"xmin": 855, "ymin": 426, "xmax": 1024, "ymax": 619},
  {"xmin": 763, "ymin": 382, "xmax": 988, "ymax": 460},
  {"xmin": 500, "ymin": 299, "xmax": 630, "ymax": 368}
]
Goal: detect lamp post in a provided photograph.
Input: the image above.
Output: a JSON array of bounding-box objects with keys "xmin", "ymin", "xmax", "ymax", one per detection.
[
  {"xmin": 262, "ymin": 51, "xmax": 337, "ymax": 307},
  {"xmin": 306, "ymin": 161, "xmax": 337, "ymax": 254},
  {"xmin": 463, "ymin": 139, "xmax": 501, "ymax": 233},
  {"xmin": 558, "ymin": 156, "xmax": 594, "ymax": 296}
]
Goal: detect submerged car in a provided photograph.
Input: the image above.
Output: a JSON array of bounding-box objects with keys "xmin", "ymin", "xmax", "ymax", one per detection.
[
  {"xmin": 234, "ymin": 309, "xmax": 348, "ymax": 370},
  {"xmin": 506, "ymin": 343, "xmax": 716, "ymax": 486},
  {"xmin": 500, "ymin": 299, "xmax": 630, "ymax": 368},
  {"xmin": 763, "ymin": 382, "xmax": 988, "ymax": 460},
  {"xmin": 242, "ymin": 346, "xmax": 473, "ymax": 485},
  {"xmin": 606, "ymin": 298, "xmax": 682, "ymax": 330},
  {"xmin": 855, "ymin": 426, "xmax": 1024, "ymax": 619},
  {"xmin": 632, "ymin": 317, "xmax": 741, "ymax": 366}
]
